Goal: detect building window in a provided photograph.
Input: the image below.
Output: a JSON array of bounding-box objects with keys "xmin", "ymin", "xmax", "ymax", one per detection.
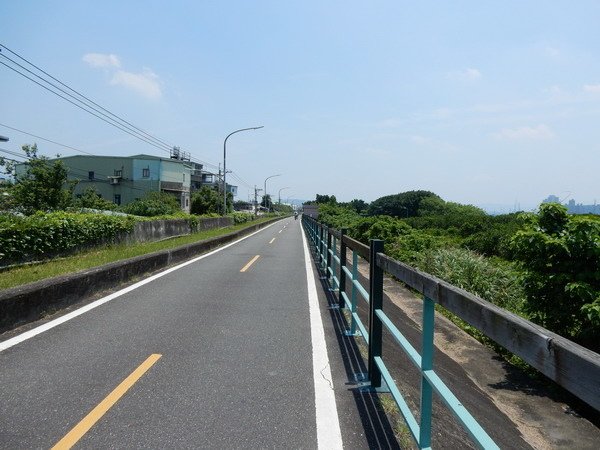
[
  {"xmin": 114, "ymin": 194, "xmax": 121, "ymax": 206},
  {"xmin": 88, "ymin": 171, "xmax": 94, "ymax": 181},
  {"xmin": 114, "ymin": 169, "xmax": 122, "ymax": 177},
  {"xmin": 142, "ymin": 168, "xmax": 150, "ymax": 178}
]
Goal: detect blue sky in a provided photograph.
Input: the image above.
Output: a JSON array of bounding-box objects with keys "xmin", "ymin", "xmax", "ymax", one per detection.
[{"xmin": 2, "ymin": 1, "xmax": 600, "ymax": 211}]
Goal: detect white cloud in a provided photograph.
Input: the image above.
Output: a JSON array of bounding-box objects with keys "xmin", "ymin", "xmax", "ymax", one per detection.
[
  {"xmin": 82, "ymin": 53, "xmax": 121, "ymax": 68},
  {"xmin": 84, "ymin": 52, "xmax": 162, "ymax": 100},
  {"xmin": 110, "ymin": 69, "xmax": 162, "ymax": 100},
  {"xmin": 493, "ymin": 124, "xmax": 555, "ymax": 140},
  {"xmin": 583, "ymin": 84, "xmax": 600, "ymax": 94},
  {"xmin": 447, "ymin": 68, "xmax": 482, "ymax": 82}
]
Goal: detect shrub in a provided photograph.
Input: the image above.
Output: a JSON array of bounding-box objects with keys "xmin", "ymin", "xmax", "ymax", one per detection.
[
  {"xmin": 0, "ymin": 211, "xmax": 136, "ymax": 264},
  {"xmin": 510, "ymin": 203, "xmax": 600, "ymax": 348},
  {"xmin": 230, "ymin": 212, "xmax": 254, "ymax": 224},
  {"xmin": 120, "ymin": 192, "xmax": 181, "ymax": 216},
  {"xmin": 418, "ymin": 247, "xmax": 526, "ymax": 312}
]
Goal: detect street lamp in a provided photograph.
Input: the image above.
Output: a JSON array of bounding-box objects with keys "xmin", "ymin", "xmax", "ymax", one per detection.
[
  {"xmin": 263, "ymin": 174, "xmax": 281, "ymax": 212},
  {"xmin": 278, "ymin": 186, "xmax": 290, "ymax": 204},
  {"xmin": 223, "ymin": 126, "xmax": 264, "ymax": 215}
]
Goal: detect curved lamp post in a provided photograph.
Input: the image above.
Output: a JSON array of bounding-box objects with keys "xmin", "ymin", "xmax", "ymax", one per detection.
[
  {"xmin": 278, "ymin": 186, "xmax": 290, "ymax": 204},
  {"xmin": 263, "ymin": 174, "xmax": 281, "ymax": 212},
  {"xmin": 223, "ymin": 126, "xmax": 264, "ymax": 215}
]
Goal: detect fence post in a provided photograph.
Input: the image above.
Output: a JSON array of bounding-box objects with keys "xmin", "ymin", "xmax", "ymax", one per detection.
[
  {"xmin": 350, "ymin": 250, "xmax": 358, "ymax": 335},
  {"xmin": 318, "ymin": 223, "xmax": 324, "ymax": 265},
  {"xmin": 419, "ymin": 296, "xmax": 435, "ymax": 448},
  {"xmin": 338, "ymin": 228, "xmax": 347, "ymax": 308},
  {"xmin": 326, "ymin": 228, "xmax": 332, "ymax": 278},
  {"xmin": 368, "ymin": 239, "xmax": 384, "ymax": 388}
]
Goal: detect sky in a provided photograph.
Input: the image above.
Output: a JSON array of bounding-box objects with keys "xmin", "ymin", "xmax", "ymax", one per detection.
[{"xmin": 2, "ymin": 1, "xmax": 600, "ymax": 212}]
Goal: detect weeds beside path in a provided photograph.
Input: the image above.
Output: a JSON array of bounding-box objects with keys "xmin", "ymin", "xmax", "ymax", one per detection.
[{"xmin": 0, "ymin": 217, "xmax": 275, "ymax": 291}]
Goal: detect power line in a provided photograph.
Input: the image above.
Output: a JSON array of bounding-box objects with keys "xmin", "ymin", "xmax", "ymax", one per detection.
[
  {"xmin": 229, "ymin": 171, "xmax": 254, "ymax": 190},
  {"xmin": 0, "ymin": 60, "xmax": 175, "ymax": 154},
  {"xmin": 0, "ymin": 44, "xmax": 221, "ymax": 170},
  {"xmin": 0, "ymin": 148, "xmax": 28, "ymax": 160},
  {"xmin": 0, "ymin": 122, "xmax": 96, "ymax": 156},
  {"xmin": 0, "ymin": 44, "xmax": 174, "ymax": 152},
  {"xmin": 1, "ymin": 45, "xmax": 243, "ymax": 180}
]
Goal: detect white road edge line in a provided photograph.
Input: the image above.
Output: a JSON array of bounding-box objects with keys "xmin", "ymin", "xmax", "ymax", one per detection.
[
  {"xmin": 300, "ymin": 222, "xmax": 344, "ymax": 450},
  {"xmin": 0, "ymin": 221, "xmax": 280, "ymax": 353}
]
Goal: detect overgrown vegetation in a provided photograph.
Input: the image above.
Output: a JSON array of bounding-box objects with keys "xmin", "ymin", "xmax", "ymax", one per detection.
[
  {"xmin": 510, "ymin": 203, "xmax": 600, "ymax": 348},
  {"xmin": 0, "ymin": 216, "xmax": 276, "ymax": 290},
  {"xmin": 0, "ymin": 211, "xmax": 135, "ymax": 264},
  {"xmin": 120, "ymin": 191, "xmax": 182, "ymax": 216},
  {"xmin": 0, "ymin": 143, "xmax": 279, "ymax": 270},
  {"xmin": 308, "ymin": 192, "xmax": 600, "ymax": 352}
]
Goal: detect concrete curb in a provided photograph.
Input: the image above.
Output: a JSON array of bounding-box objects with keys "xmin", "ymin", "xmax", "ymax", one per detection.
[{"xmin": 0, "ymin": 217, "xmax": 283, "ymax": 333}]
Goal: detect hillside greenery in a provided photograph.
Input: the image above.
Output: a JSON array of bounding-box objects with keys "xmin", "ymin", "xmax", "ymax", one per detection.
[{"xmin": 309, "ymin": 192, "xmax": 599, "ymax": 351}]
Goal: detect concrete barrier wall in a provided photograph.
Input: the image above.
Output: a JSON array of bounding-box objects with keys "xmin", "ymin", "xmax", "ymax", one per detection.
[
  {"xmin": 197, "ymin": 217, "xmax": 234, "ymax": 231},
  {"xmin": 127, "ymin": 219, "xmax": 191, "ymax": 243},
  {"xmin": 123, "ymin": 217, "xmax": 235, "ymax": 244},
  {"xmin": 0, "ymin": 217, "xmax": 282, "ymax": 333}
]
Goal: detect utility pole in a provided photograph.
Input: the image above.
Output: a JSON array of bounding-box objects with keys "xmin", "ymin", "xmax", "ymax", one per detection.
[{"xmin": 254, "ymin": 185, "xmax": 263, "ymax": 217}]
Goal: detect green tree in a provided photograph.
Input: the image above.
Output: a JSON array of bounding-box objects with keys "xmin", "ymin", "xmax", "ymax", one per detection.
[
  {"xmin": 120, "ymin": 191, "xmax": 181, "ymax": 216},
  {"xmin": 261, "ymin": 194, "xmax": 273, "ymax": 211},
  {"xmin": 510, "ymin": 203, "xmax": 600, "ymax": 348},
  {"xmin": 345, "ymin": 198, "xmax": 369, "ymax": 213},
  {"xmin": 0, "ymin": 181, "xmax": 16, "ymax": 211},
  {"xmin": 368, "ymin": 190, "xmax": 440, "ymax": 218},
  {"xmin": 190, "ymin": 186, "xmax": 229, "ymax": 215},
  {"xmin": 315, "ymin": 194, "xmax": 337, "ymax": 204},
  {"xmin": 74, "ymin": 187, "xmax": 117, "ymax": 210},
  {"xmin": 2, "ymin": 144, "xmax": 75, "ymax": 214}
]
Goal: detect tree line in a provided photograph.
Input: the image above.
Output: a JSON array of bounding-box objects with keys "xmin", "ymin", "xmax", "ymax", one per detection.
[
  {"xmin": 0, "ymin": 144, "xmax": 292, "ymax": 217},
  {"xmin": 306, "ymin": 191, "xmax": 600, "ymax": 352}
]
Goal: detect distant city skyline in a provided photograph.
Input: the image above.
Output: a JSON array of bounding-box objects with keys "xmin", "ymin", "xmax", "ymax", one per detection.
[{"xmin": 543, "ymin": 194, "xmax": 600, "ymax": 215}]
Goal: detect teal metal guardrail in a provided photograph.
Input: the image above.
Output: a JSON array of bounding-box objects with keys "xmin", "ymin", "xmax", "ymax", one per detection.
[
  {"xmin": 302, "ymin": 214, "xmax": 600, "ymax": 449},
  {"xmin": 303, "ymin": 215, "xmax": 498, "ymax": 449}
]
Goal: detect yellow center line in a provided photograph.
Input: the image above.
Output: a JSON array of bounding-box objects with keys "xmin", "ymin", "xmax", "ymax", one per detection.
[
  {"xmin": 52, "ymin": 353, "xmax": 162, "ymax": 450},
  {"xmin": 269, "ymin": 238, "xmax": 276, "ymax": 244},
  {"xmin": 240, "ymin": 255, "xmax": 260, "ymax": 272}
]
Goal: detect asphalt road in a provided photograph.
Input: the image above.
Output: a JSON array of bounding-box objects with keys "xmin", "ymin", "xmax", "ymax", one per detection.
[{"xmin": 0, "ymin": 218, "xmax": 351, "ymax": 449}]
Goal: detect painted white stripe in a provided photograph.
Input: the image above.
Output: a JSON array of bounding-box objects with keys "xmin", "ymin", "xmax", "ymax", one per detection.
[
  {"xmin": 301, "ymin": 222, "xmax": 344, "ymax": 449},
  {"xmin": 0, "ymin": 221, "xmax": 280, "ymax": 353}
]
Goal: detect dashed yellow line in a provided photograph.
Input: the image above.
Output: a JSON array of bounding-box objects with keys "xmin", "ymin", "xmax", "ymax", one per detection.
[
  {"xmin": 52, "ymin": 353, "xmax": 162, "ymax": 450},
  {"xmin": 240, "ymin": 255, "xmax": 260, "ymax": 272},
  {"xmin": 269, "ymin": 238, "xmax": 276, "ymax": 244}
]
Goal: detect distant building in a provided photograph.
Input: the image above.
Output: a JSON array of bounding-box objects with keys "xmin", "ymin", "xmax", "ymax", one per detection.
[
  {"xmin": 542, "ymin": 195, "xmax": 600, "ymax": 215},
  {"xmin": 303, "ymin": 204, "xmax": 319, "ymax": 218},
  {"xmin": 61, "ymin": 154, "xmax": 194, "ymax": 212},
  {"xmin": 543, "ymin": 195, "xmax": 560, "ymax": 204},
  {"xmin": 15, "ymin": 152, "xmax": 238, "ymax": 212}
]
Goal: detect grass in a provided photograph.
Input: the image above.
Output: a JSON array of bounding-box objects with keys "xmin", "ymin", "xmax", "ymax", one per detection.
[{"xmin": 0, "ymin": 217, "xmax": 275, "ymax": 290}]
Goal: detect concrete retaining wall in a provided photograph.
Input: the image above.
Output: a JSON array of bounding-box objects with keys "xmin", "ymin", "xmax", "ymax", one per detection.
[
  {"xmin": 122, "ymin": 217, "xmax": 234, "ymax": 243},
  {"xmin": 0, "ymin": 217, "xmax": 281, "ymax": 333}
]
